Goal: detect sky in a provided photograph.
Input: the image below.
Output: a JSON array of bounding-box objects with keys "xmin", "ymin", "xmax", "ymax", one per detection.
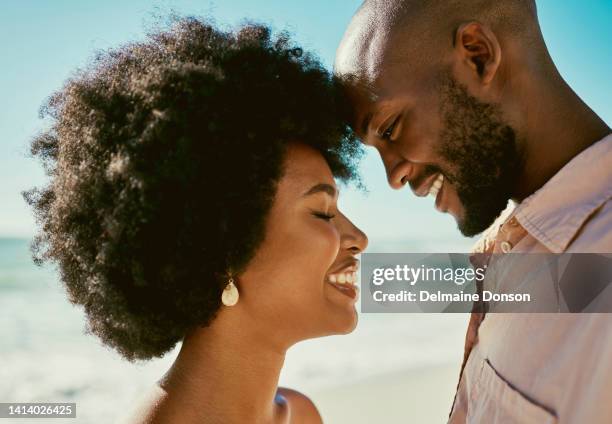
[{"xmin": 1, "ymin": 0, "xmax": 610, "ymax": 249}]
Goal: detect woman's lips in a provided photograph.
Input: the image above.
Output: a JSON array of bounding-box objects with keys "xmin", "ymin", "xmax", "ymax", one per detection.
[
  {"xmin": 328, "ymin": 270, "xmax": 357, "ymax": 284},
  {"xmin": 326, "ymin": 265, "xmax": 359, "ymax": 300},
  {"xmin": 327, "ymin": 280, "xmax": 358, "ymax": 299}
]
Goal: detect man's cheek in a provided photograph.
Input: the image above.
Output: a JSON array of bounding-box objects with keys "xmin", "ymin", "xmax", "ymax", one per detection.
[{"xmin": 445, "ymin": 183, "xmax": 466, "ymax": 221}]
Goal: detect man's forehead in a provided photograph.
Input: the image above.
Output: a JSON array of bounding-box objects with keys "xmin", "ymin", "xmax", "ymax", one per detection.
[
  {"xmin": 337, "ymin": 31, "xmax": 431, "ymax": 101},
  {"xmin": 337, "ymin": 79, "xmax": 375, "ymax": 133},
  {"xmin": 334, "ymin": 5, "xmax": 397, "ymax": 82},
  {"xmin": 338, "ymin": 59, "xmax": 414, "ymax": 122}
]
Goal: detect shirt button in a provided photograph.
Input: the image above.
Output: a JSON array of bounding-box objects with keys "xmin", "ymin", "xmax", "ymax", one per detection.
[{"xmin": 500, "ymin": 241, "xmax": 513, "ymax": 253}]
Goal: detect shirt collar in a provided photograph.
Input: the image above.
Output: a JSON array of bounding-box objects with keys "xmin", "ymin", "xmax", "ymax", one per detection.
[
  {"xmin": 471, "ymin": 201, "xmax": 516, "ymax": 254},
  {"xmin": 512, "ymin": 133, "xmax": 612, "ymax": 253}
]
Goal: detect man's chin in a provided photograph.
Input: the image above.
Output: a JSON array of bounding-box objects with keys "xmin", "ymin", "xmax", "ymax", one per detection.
[
  {"xmin": 449, "ymin": 204, "xmax": 493, "ymax": 237},
  {"xmin": 457, "ymin": 219, "xmax": 487, "ymax": 238},
  {"xmin": 456, "ymin": 207, "xmax": 505, "ymax": 237}
]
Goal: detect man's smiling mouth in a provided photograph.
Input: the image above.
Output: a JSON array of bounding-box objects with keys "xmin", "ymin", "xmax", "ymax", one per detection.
[
  {"xmin": 429, "ymin": 173, "xmax": 449, "ymax": 212},
  {"xmin": 428, "ymin": 173, "xmax": 444, "ymax": 197}
]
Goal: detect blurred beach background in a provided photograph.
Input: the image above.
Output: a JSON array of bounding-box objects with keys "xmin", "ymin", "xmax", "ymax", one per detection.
[
  {"xmin": 0, "ymin": 237, "xmax": 470, "ymax": 423},
  {"xmin": 1, "ymin": 1, "xmax": 610, "ymax": 423}
]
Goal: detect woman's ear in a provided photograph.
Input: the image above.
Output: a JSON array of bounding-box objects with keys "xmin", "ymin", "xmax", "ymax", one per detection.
[{"xmin": 454, "ymin": 21, "xmax": 502, "ymax": 86}]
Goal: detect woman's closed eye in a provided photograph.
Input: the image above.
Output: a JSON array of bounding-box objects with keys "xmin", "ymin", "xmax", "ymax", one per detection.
[{"xmin": 312, "ymin": 211, "xmax": 336, "ymax": 221}]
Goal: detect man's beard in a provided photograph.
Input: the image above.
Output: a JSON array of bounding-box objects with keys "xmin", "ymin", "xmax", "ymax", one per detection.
[{"xmin": 436, "ymin": 77, "xmax": 522, "ymax": 237}]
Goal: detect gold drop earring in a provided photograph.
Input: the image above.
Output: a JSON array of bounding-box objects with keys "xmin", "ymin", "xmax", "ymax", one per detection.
[{"xmin": 221, "ymin": 276, "xmax": 239, "ymax": 306}]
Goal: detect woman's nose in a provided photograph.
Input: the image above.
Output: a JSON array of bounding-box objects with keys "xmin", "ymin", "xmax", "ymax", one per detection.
[{"xmin": 337, "ymin": 212, "xmax": 368, "ymax": 254}]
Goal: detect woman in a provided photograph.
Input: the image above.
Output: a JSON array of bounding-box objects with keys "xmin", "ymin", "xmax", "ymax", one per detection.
[{"xmin": 25, "ymin": 17, "xmax": 367, "ymax": 423}]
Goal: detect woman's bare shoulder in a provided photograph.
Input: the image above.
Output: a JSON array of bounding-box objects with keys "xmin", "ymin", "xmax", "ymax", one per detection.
[
  {"xmin": 116, "ymin": 385, "xmax": 169, "ymax": 424},
  {"xmin": 277, "ymin": 387, "xmax": 323, "ymax": 424}
]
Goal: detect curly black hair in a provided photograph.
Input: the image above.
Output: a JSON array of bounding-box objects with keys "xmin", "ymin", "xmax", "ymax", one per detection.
[{"xmin": 24, "ymin": 16, "xmax": 362, "ymax": 361}]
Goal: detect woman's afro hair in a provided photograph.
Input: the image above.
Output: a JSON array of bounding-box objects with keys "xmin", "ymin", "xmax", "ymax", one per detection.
[{"xmin": 24, "ymin": 16, "xmax": 362, "ymax": 361}]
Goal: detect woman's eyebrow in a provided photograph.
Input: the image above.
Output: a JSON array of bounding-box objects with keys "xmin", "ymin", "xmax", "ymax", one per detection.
[{"xmin": 303, "ymin": 183, "xmax": 338, "ymax": 198}]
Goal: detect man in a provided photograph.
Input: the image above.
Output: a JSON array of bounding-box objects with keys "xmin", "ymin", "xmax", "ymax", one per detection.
[{"xmin": 336, "ymin": 0, "xmax": 611, "ymax": 422}]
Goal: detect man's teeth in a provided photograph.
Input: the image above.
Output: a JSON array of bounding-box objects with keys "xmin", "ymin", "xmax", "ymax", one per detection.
[
  {"xmin": 428, "ymin": 174, "xmax": 444, "ymax": 197},
  {"xmin": 327, "ymin": 272, "xmax": 358, "ymax": 285}
]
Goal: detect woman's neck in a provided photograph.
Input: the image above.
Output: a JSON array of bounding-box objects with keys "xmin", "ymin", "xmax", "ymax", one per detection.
[{"xmin": 158, "ymin": 311, "xmax": 289, "ymax": 424}]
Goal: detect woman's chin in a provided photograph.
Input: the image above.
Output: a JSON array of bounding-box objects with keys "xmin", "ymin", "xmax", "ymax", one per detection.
[
  {"xmin": 321, "ymin": 283, "xmax": 360, "ymax": 334},
  {"xmin": 324, "ymin": 305, "xmax": 358, "ymax": 336},
  {"xmin": 337, "ymin": 310, "xmax": 358, "ymax": 334}
]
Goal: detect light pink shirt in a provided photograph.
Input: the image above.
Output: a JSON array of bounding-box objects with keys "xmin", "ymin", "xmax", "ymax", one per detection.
[{"xmin": 449, "ymin": 133, "xmax": 612, "ymax": 424}]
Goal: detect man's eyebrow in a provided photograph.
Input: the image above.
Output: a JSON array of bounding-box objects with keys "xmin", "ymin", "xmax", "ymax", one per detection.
[
  {"xmin": 303, "ymin": 183, "xmax": 338, "ymax": 198},
  {"xmin": 361, "ymin": 111, "xmax": 373, "ymax": 135}
]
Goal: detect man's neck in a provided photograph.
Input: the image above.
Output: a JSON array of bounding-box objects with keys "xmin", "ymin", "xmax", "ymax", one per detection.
[{"xmin": 512, "ymin": 73, "xmax": 610, "ymax": 201}]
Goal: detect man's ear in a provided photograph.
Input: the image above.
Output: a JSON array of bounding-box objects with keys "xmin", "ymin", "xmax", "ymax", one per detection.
[{"xmin": 454, "ymin": 21, "xmax": 501, "ymax": 85}]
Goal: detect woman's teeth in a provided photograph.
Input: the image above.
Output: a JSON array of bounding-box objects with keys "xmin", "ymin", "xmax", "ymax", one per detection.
[
  {"xmin": 428, "ymin": 174, "xmax": 444, "ymax": 197},
  {"xmin": 327, "ymin": 272, "xmax": 358, "ymax": 285}
]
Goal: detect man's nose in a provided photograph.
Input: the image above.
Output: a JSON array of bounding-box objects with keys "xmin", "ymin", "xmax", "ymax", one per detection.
[
  {"xmin": 379, "ymin": 150, "xmax": 435, "ymax": 196},
  {"xmin": 379, "ymin": 149, "xmax": 414, "ymax": 190}
]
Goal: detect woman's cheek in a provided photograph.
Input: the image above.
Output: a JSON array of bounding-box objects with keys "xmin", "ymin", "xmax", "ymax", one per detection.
[{"xmin": 312, "ymin": 219, "xmax": 341, "ymax": 263}]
